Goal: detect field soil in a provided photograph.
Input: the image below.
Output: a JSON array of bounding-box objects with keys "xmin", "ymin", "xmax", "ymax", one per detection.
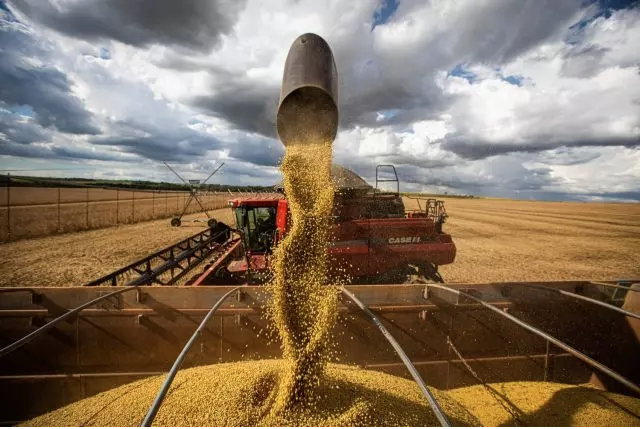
[
  {"xmin": 0, "ymin": 209, "xmax": 235, "ymax": 287},
  {"xmin": 0, "ymin": 198, "xmax": 638, "ymax": 287},
  {"xmin": 418, "ymin": 198, "xmax": 640, "ymax": 282}
]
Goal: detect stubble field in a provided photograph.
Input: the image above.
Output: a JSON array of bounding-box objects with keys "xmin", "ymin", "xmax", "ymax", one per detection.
[
  {"xmin": 426, "ymin": 198, "xmax": 640, "ymax": 282},
  {"xmin": 0, "ymin": 197, "xmax": 638, "ymax": 287}
]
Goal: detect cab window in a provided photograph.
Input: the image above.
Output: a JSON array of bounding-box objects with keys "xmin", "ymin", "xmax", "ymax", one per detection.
[{"xmin": 235, "ymin": 206, "xmax": 277, "ymax": 252}]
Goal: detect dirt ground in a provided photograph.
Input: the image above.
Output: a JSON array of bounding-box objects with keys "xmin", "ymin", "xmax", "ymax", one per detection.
[
  {"xmin": 0, "ymin": 209, "xmax": 235, "ymax": 287},
  {"xmin": 0, "ymin": 198, "xmax": 638, "ymax": 287},
  {"xmin": 423, "ymin": 197, "xmax": 640, "ymax": 283}
]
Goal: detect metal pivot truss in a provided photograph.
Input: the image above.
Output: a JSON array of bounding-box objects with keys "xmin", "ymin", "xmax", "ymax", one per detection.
[
  {"xmin": 163, "ymin": 161, "xmax": 225, "ymax": 227},
  {"xmin": 86, "ymin": 228, "xmax": 236, "ymax": 286}
]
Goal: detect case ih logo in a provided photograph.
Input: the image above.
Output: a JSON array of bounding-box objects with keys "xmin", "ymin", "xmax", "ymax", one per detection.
[{"xmin": 388, "ymin": 236, "xmax": 421, "ymax": 244}]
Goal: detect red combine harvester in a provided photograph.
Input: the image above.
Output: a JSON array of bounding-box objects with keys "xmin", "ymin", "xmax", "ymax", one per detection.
[{"xmin": 189, "ymin": 164, "xmax": 455, "ymax": 286}]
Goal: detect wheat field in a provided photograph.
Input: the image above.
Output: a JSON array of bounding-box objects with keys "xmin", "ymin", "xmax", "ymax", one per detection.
[{"xmin": 0, "ymin": 197, "xmax": 638, "ymax": 287}]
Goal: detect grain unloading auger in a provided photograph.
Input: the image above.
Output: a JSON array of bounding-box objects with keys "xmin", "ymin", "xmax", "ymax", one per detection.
[{"xmin": 1, "ymin": 33, "xmax": 639, "ymax": 425}]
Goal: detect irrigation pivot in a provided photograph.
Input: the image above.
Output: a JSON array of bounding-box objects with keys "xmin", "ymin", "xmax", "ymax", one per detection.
[{"xmin": 163, "ymin": 161, "xmax": 225, "ymax": 227}]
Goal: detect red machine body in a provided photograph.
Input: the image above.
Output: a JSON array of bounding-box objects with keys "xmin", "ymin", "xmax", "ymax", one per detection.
[
  {"xmin": 203, "ymin": 187, "xmax": 456, "ymax": 284},
  {"xmin": 330, "ymin": 216, "xmax": 455, "ymax": 278}
]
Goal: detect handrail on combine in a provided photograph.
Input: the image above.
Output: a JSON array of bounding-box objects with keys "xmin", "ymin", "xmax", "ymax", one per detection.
[
  {"xmin": 589, "ymin": 281, "xmax": 640, "ymax": 292},
  {"xmin": 405, "ymin": 198, "xmax": 448, "ymax": 226},
  {"xmin": 341, "ymin": 286, "xmax": 451, "ymax": 427},
  {"xmin": 0, "ymin": 286, "xmax": 139, "ymax": 359},
  {"xmin": 141, "ymin": 286, "xmax": 241, "ymax": 427},
  {"xmin": 425, "ymin": 283, "xmax": 640, "ymax": 396}
]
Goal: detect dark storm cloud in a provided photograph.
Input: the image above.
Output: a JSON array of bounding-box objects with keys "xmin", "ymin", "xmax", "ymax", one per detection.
[
  {"xmin": 535, "ymin": 148, "xmax": 602, "ymax": 166},
  {"xmin": 587, "ymin": 190, "xmax": 640, "ymax": 201},
  {"xmin": 449, "ymin": 0, "xmax": 585, "ymax": 65},
  {"xmin": 227, "ymin": 136, "xmax": 284, "ymax": 167},
  {"xmin": 191, "ymin": 78, "xmax": 279, "ymax": 138},
  {"xmin": 153, "ymin": 55, "xmax": 280, "ymax": 137},
  {"xmin": 442, "ymin": 134, "xmax": 640, "ymax": 160},
  {"xmin": 398, "ymin": 159, "xmax": 564, "ymax": 195},
  {"xmin": 339, "ymin": 82, "xmax": 451, "ymax": 129},
  {"xmin": 218, "ymin": 162, "xmax": 280, "ymax": 181},
  {"xmin": 0, "ymin": 19, "xmax": 99, "ymax": 136},
  {"xmin": 89, "ymin": 119, "xmax": 221, "ymax": 163},
  {"xmin": 52, "ymin": 145, "xmax": 138, "ymax": 162},
  {"xmin": 0, "ymin": 108, "xmax": 51, "ymax": 144},
  {"xmin": 9, "ymin": 0, "xmax": 247, "ymax": 52},
  {"xmin": 385, "ymin": 155, "xmax": 458, "ymax": 170},
  {"xmin": 0, "ymin": 138, "xmax": 138, "ymax": 162}
]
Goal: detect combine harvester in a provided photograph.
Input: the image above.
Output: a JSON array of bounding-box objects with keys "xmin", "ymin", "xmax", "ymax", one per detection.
[{"xmin": 1, "ymin": 34, "xmax": 639, "ymax": 425}]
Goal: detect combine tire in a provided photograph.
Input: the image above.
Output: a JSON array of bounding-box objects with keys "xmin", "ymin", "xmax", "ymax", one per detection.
[
  {"xmin": 171, "ymin": 217, "xmax": 181, "ymax": 227},
  {"xmin": 423, "ymin": 262, "xmax": 444, "ymax": 283},
  {"xmin": 404, "ymin": 263, "xmax": 444, "ymax": 284}
]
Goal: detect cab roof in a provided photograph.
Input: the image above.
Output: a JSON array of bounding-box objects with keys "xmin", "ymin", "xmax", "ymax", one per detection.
[{"xmin": 229, "ymin": 196, "xmax": 285, "ymax": 208}]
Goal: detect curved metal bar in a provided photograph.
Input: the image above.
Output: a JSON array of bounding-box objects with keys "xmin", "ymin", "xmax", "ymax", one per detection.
[
  {"xmin": 141, "ymin": 286, "xmax": 241, "ymax": 427},
  {"xmin": 341, "ymin": 286, "xmax": 451, "ymax": 427},
  {"xmin": 0, "ymin": 286, "xmax": 138, "ymax": 359},
  {"xmin": 589, "ymin": 281, "xmax": 640, "ymax": 292},
  {"xmin": 426, "ymin": 283, "xmax": 640, "ymax": 395},
  {"xmin": 519, "ymin": 283, "xmax": 640, "ymax": 320}
]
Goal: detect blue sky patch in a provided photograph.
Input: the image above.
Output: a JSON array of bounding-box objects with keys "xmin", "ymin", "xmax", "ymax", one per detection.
[
  {"xmin": 99, "ymin": 47, "xmax": 111, "ymax": 60},
  {"xmin": 502, "ymin": 75, "xmax": 523, "ymax": 86},
  {"xmin": 0, "ymin": 0, "xmax": 18, "ymax": 22},
  {"xmin": 569, "ymin": 0, "xmax": 638, "ymax": 34},
  {"xmin": 372, "ymin": 0, "xmax": 400, "ymax": 30},
  {"xmin": 9, "ymin": 104, "xmax": 35, "ymax": 117},
  {"xmin": 448, "ymin": 64, "xmax": 478, "ymax": 83},
  {"xmin": 376, "ymin": 109, "xmax": 400, "ymax": 121}
]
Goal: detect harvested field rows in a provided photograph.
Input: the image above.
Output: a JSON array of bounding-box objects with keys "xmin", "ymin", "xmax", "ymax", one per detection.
[
  {"xmin": 428, "ymin": 198, "xmax": 640, "ymax": 282},
  {"xmin": 0, "ymin": 198, "xmax": 638, "ymax": 287},
  {"xmin": 0, "ymin": 208, "xmax": 235, "ymax": 287},
  {"xmin": 0, "ymin": 187, "xmax": 230, "ymax": 241}
]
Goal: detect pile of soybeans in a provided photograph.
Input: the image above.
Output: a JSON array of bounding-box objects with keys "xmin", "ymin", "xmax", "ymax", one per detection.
[{"xmin": 23, "ymin": 360, "xmax": 640, "ymax": 426}]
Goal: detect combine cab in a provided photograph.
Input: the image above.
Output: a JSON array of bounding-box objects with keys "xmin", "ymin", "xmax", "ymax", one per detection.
[{"xmin": 191, "ymin": 164, "xmax": 455, "ymax": 285}]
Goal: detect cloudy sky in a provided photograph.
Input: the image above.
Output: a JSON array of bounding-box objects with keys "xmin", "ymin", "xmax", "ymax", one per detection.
[{"xmin": 1, "ymin": 0, "xmax": 639, "ymax": 201}]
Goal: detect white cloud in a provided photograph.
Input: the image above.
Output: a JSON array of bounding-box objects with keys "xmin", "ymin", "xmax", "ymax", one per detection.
[{"xmin": 2, "ymin": 0, "xmax": 639, "ymax": 200}]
